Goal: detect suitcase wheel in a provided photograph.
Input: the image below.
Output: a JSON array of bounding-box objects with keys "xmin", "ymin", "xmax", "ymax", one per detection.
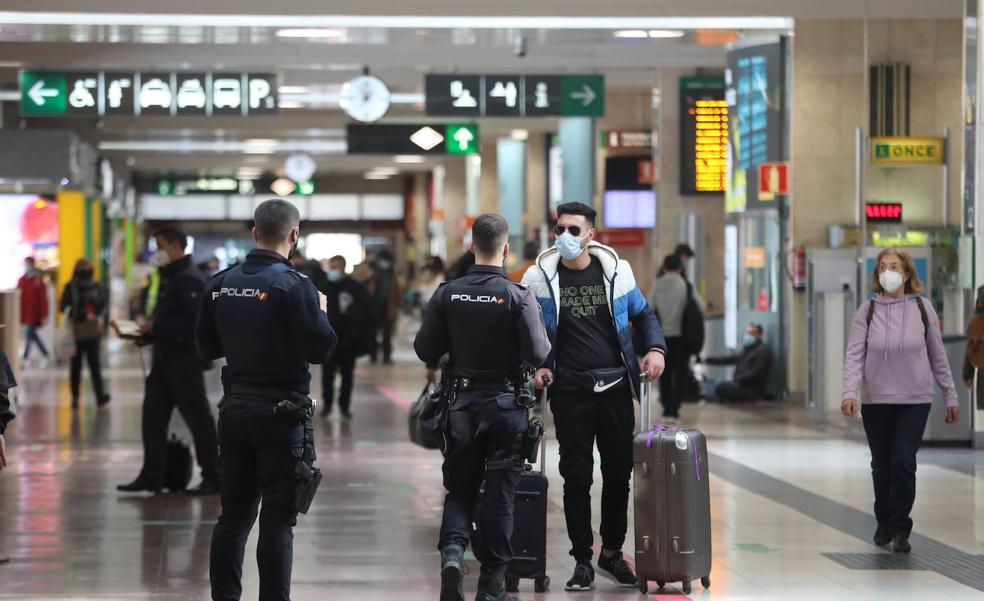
[
  {"xmin": 534, "ymin": 576, "xmax": 550, "ymax": 592},
  {"xmin": 505, "ymin": 575, "xmax": 520, "ymax": 593},
  {"xmin": 701, "ymin": 576, "xmax": 711, "ymax": 589},
  {"xmin": 682, "ymin": 581, "xmax": 693, "ymax": 595},
  {"xmin": 638, "ymin": 581, "xmax": 649, "ymax": 594}
]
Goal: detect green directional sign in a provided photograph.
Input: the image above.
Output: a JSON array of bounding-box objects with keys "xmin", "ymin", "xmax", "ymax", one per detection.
[
  {"xmin": 20, "ymin": 71, "xmax": 67, "ymax": 116},
  {"xmin": 561, "ymin": 74, "xmax": 605, "ymax": 117},
  {"xmin": 445, "ymin": 124, "xmax": 479, "ymax": 155}
]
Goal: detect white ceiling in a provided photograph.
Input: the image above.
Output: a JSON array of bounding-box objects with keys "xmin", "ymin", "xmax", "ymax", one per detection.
[{"xmin": 0, "ymin": 1, "xmax": 964, "ymax": 176}]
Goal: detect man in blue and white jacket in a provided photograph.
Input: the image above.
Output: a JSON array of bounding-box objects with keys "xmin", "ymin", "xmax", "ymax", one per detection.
[{"xmin": 522, "ymin": 202, "xmax": 666, "ymax": 592}]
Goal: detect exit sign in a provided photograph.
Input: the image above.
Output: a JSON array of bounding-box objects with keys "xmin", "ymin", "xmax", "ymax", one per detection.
[{"xmin": 865, "ymin": 202, "xmax": 903, "ymax": 223}]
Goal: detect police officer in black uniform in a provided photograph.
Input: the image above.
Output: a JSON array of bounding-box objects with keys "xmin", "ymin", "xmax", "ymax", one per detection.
[
  {"xmin": 415, "ymin": 214, "xmax": 551, "ymax": 601},
  {"xmin": 196, "ymin": 199, "xmax": 336, "ymax": 601}
]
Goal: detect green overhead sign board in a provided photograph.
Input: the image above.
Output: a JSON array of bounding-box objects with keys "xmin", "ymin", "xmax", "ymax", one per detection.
[
  {"xmin": 560, "ymin": 75, "xmax": 605, "ymax": 117},
  {"xmin": 20, "ymin": 71, "xmax": 67, "ymax": 116}
]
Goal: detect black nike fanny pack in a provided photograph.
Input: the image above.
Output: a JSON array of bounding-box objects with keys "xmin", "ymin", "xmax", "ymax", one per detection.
[{"xmin": 556, "ymin": 366, "xmax": 628, "ymax": 395}]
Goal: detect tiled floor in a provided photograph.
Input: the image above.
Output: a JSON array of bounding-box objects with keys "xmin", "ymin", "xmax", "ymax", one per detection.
[{"xmin": 2, "ymin": 340, "xmax": 984, "ymax": 600}]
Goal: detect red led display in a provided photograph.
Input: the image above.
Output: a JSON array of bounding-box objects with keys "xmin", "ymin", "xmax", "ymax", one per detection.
[{"xmin": 865, "ymin": 203, "xmax": 903, "ymax": 223}]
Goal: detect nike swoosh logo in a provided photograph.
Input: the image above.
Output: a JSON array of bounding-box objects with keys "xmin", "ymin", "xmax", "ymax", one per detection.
[{"xmin": 593, "ymin": 377, "xmax": 624, "ymax": 393}]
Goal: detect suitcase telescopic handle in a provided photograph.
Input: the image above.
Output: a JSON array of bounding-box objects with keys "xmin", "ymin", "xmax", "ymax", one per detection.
[
  {"xmin": 639, "ymin": 373, "xmax": 651, "ymax": 432},
  {"xmin": 539, "ymin": 383, "xmax": 549, "ymax": 474}
]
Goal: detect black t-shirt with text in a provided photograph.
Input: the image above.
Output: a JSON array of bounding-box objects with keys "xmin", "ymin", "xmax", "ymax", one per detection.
[{"xmin": 554, "ymin": 256, "xmax": 623, "ymax": 370}]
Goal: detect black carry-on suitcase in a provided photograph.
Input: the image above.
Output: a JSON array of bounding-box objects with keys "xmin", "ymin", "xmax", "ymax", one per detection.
[
  {"xmin": 164, "ymin": 434, "xmax": 194, "ymax": 492},
  {"xmin": 633, "ymin": 379, "xmax": 712, "ymax": 595},
  {"xmin": 474, "ymin": 387, "xmax": 551, "ymax": 593},
  {"xmin": 503, "ymin": 386, "xmax": 550, "ymax": 593}
]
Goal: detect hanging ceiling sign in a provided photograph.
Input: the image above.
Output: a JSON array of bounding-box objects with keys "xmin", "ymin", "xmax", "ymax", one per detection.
[
  {"xmin": 20, "ymin": 70, "xmax": 278, "ymax": 117},
  {"xmin": 347, "ymin": 123, "xmax": 479, "ymax": 155},
  {"xmin": 425, "ymin": 74, "xmax": 604, "ymax": 118}
]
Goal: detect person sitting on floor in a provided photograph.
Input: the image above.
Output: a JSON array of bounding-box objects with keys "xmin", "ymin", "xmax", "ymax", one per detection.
[{"xmin": 704, "ymin": 322, "xmax": 772, "ymax": 403}]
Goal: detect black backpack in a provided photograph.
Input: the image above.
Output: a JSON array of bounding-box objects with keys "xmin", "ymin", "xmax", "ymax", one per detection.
[{"xmin": 680, "ymin": 281, "xmax": 706, "ymax": 356}]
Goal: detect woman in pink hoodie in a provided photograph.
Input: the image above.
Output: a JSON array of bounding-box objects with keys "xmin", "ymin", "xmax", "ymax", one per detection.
[{"xmin": 841, "ymin": 248, "xmax": 959, "ymax": 554}]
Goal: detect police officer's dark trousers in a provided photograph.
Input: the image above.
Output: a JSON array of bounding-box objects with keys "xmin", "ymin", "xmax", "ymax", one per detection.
[
  {"xmin": 440, "ymin": 391, "xmax": 528, "ymax": 572},
  {"xmin": 550, "ymin": 384, "xmax": 635, "ymax": 562},
  {"xmin": 141, "ymin": 352, "xmax": 219, "ymax": 484},
  {"xmin": 210, "ymin": 396, "xmax": 314, "ymax": 601}
]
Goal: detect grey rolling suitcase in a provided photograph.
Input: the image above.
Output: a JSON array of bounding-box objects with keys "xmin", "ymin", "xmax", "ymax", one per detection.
[{"xmin": 633, "ymin": 379, "xmax": 712, "ymax": 595}]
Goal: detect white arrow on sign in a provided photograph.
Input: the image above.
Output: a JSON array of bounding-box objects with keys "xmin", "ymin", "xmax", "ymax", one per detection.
[
  {"xmin": 570, "ymin": 84, "xmax": 597, "ymax": 107},
  {"xmin": 452, "ymin": 127, "xmax": 474, "ymax": 151},
  {"xmin": 28, "ymin": 80, "xmax": 59, "ymax": 106}
]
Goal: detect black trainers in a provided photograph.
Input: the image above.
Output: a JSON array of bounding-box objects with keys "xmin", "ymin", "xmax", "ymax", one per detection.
[
  {"xmin": 598, "ymin": 551, "xmax": 638, "ymax": 588},
  {"xmin": 475, "ymin": 592, "xmax": 520, "ymax": 601},
  {"xmin": 893, "ymin": 534, "xmax": 912, "ymax": 554},
  {"xmin": 440, "ymin": 544, "xmax": 464, "ymax": 601},
  {"xmin": 186, "ymin": 479, "xmax": 221, "ymax": 496},
  {"xmin": 565, "ymin": 561, "xmax": 595, "ymax": 591},
  {"xmin": 873, "ymin": 525, "xmax": 892, "ymax": 547},
  {"xmin": 116, "ymin": 476, "xmax": 162, "ymax": 494}
]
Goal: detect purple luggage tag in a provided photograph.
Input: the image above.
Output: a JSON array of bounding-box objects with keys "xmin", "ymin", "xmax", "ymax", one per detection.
[{"xmin": 645, "ymin": 424, "xmax": 701, "ymax": 481}]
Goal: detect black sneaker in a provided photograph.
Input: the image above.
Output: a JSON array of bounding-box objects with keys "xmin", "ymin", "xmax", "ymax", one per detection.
[
  {"xmin": 873, "ymin": 525, "xmax": 892, "ymax": 547},
  {"xmin": 116, "ymin": 476, "xmax": 162, "ymax": 494},
  {"xmin": 475, "ymin": 592, "xmax": 520, "ymax": 601},
  {"xmin": 440, "ymin": 545, "xmax": 464, "ymax": 601},
  {"xmin": 893, "ymin": 534, "xmax": 912, "ymax": 554},
  {"xmin": 598, "ymin": 551, "xmax": 638, "ymax": 588},
  {"xmin": 565, "ymin": 561, "xmax": 595, "ymax": 591},
  {"xmin": 186, "ymin": 479, "xmax": 221, "ymax": 496}
]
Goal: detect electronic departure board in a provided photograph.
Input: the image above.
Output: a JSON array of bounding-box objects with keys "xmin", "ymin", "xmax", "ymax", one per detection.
[{"xmin": 679, "ymin": 77, "xmax": 728, "ymax": 195}]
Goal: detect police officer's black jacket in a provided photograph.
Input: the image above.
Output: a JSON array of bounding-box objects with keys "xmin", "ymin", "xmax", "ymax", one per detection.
[
  {"xmin": 0, "ymin": 349, "xmax": 15, "ymax": 435},
  {"xmin": 147, "ymin": 255, "xmax": 205, "ymax": 357},
  {"xmin": 414, "ymin": 264, "xmax": 551, "ymax": 381},
  {"xmin": 196, "ymin": 249, "xmax": 337, "ymax": 395}
]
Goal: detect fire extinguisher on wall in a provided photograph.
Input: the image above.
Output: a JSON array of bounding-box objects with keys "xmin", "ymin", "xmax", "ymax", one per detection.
[{"xmin": 789, "ymin": 247, "xmax": 807, "ymax": 290}]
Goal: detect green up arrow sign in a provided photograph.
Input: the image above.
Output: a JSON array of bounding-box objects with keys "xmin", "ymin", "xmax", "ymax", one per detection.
[
  {"xmin": 20, "ymin": 71, "xmax": 68, "ymax": 116},
  {"xmin": 446, "ymin": 124, "xmax": 479, "ymax": 155}
]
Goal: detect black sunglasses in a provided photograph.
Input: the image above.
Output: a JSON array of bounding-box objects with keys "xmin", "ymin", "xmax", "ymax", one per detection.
[{"xmin": 553, "ymin": 224, "xmax": 584, "ymax": 237}]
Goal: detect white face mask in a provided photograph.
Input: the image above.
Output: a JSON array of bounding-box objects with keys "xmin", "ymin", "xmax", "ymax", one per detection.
[
  {"xmin": 879, "ymin": 270, "xmax": 904, "ymax": 293},
  {"xmin": 152, "ymin": 249, "xmax": 170, "ymax": 267}
]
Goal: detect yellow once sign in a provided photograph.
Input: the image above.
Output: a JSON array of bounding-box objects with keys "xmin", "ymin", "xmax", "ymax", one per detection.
[{"xmin": 870, "ymin": 137, "xmax": 944, "ymax": 165}]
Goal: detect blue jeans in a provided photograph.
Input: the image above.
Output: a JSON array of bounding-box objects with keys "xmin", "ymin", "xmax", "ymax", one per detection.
[{"xmin": 23, "ymin": 324, "xmax": 48, "ymax": 359}]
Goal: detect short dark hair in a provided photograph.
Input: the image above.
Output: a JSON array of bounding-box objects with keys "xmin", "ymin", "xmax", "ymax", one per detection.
[
  {"xmin": 748, "ymin": 322, "xmax": 764, "ymax": 337},
  {"xmin": 472, "ymin": 213, "xmax": 510, "ymax": 257},
  {"xmin": 523, "ymin": 240, "xmax": 540, "ymax": 261},
  {"xmin": 329, "ymin": 255, "xmax": 347, "ymax": 269},
  {"xmin": 24, "ymin": 257, "xmax": 35, "ymax": 266},
  {"xmin": 254, "ymin": 199, "xmax": 300, "ymax": 245},
  {"xmin": 556, "ymin": 202, "xmax": 597, "ymax": 226},
  {"xmin": 662, "ymin": 254, "xmax": 683, "ymax": 272},
  {"xmin": 674, "ymin": 243, "xmax": 695, "ymax": 259},
  {"xmin": 154, "ymin": 225, "xmax": 187, "ymax": 251}
]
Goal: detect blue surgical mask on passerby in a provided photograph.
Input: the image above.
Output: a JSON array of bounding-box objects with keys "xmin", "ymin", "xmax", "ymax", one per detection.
[
  {"xmin": 327, "ymin": 269, "xmax": 342, "ymax": 282},
  {"xmin": 743, "ymin": 334, "xmax": 757, "ymax": 347},
  {"xmin": 555, "ymin": 232, "xmax": 586, "ymax": 261}
]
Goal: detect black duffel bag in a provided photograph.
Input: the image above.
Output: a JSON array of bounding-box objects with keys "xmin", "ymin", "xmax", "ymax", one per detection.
[{"xmin": 409, "ymin": 383, "xmax": 448, "ymax": 452}]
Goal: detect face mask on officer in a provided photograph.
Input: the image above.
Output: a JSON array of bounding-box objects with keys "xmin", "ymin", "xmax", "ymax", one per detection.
[
  {"xmin": 287, "ymin": 228, "xmax": 300, "ymax": 260},
  {"xmin": 153, "ymin": 249, "xmax": 170, "ymax": 267}
]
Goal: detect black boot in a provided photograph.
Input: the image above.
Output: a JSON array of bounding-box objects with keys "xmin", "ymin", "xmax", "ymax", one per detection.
[
  {"xmin": 440, "ymin": 544, "xmax": 465, "ymax": 601},
  {"xmin": 893, "ymin": 533, "xmax": 912, "ymax": 554},
  {"xmin": 475, "ymin": 565, "xmax": 520, "ymax": 601},
  {"xmin": 117, "ymin": 474, "xmax": 162, "ymax": 494}
]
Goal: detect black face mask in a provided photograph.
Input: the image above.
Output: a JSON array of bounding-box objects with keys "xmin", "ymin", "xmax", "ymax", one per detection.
[{"xmin": 78, "ymin": 269, "xmax": 94, "ymax": 280}]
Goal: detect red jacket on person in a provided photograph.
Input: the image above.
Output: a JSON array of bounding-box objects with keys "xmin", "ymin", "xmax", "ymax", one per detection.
[{"xmin": 18, "ymin": 274, "xmax": 49, "ymax": 326}]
